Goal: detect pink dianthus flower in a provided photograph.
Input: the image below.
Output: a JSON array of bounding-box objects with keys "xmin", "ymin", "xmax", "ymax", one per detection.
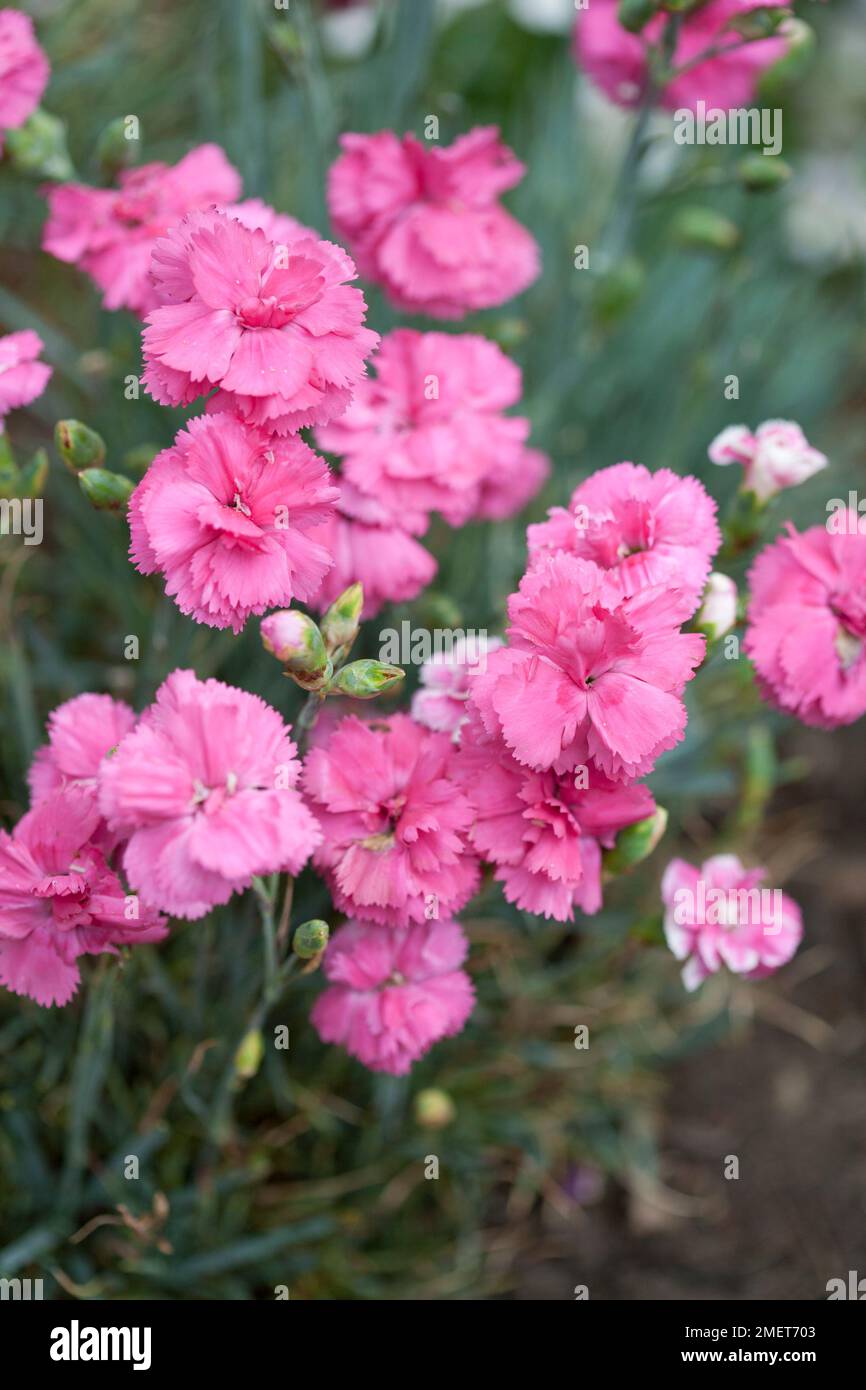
[
  {"xmin": 709, "ymin": 420, "xmax": 827, "ymax": 503},
  {"xmin": 28, "ymin": 693, "xmax": 137, "ymax": 846},
  {"xmin": 0, "ymin": 330, "xmax": 51, "ymax": 429},
  {"xmin": 412, "ymin": 635, "xmax": 503, "ymax": 736},
  {"xmin": 0, "ymin": 8, "xmax": 49, "ymax": 151}
]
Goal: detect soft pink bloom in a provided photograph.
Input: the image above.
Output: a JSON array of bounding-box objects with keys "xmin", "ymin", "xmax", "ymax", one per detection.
[
  {"xmin": 0, "ymin": 788, "xmax": 167, "ymax": 1007},
  {"xmin": 709, "ymin": 420, "xmax": 828, "ymax": 502},
  {"xmin": 226, "ymin": 197, "xmax": 314, "ymax": 244},
  {"xmin": 411, "ymin": 634, "xmax": 503, "ymax": 736},
  {"xmin": 303, "ymin": 714, "xmax": 479, "ymax": 927},
  {"xmin": 42, "ymin": 145, "xmax": 243, "ymax": 315},
  {"xmin": 470, "ymin": 552, "xmax": 705, "ymax": 780},
  {"xmin": 527, "ymin": 463, "xmax": 720, "ymax": 622},
  {"xmin": 99, "ymin": 670, "xmax": 321, "ymax": 919},
  {"xmin": 454, "ymin": 711, "xmax": 656, "ymax": 920},
  {"xmin": 662, "ymin": 853, "xmax": 802, "ymax": 991},
  {"xmin": 0, "ymin": 330, "xmax": 51, "ymax": 429},
  {"xmin": 28, "ymin": 693, "xmax": 137, "ymax": 835},
  {"xmin": 327, "ymin": 126, "xmax": 540, "ymax": 318},
  {"xmin": 0, "ymin": 8, "xmax": 49, "ymax": 150},
  {"xmin": 695, "ymin": 572, "xmax": 738, "ymax": 640},
  {"xmin": 141, "ymin": 207, "xmax": 378, "ymax": 433},
  {"xmin": 311, "ymin": 917, "xmax": 475, "ymax": 1076},
  {"xmin": 128, "ymin": 414, "xmax": 338, "ymax": 632},
  {"xmin": 744, "ymin": 519, "xmax": 866, "ymax": 728},
  {"xmin": 574, "ymin": 0, "xmax": 789, "ymax": 112},
  {"xmin": 306, "ymin": 482, "xmax": 436, "ymax": 620},
  {"xmin": 317, "ymin": 328, "xmax": 546, "ymax": 528},
  {"xmin": 475, "ymin": 445, "xmax": 550, "ymax": 523}
]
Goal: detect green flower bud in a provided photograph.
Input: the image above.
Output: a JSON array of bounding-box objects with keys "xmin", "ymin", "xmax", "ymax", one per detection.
[
  {"xmin": 330, "ymin": 659, "xmax": 404, "ymax": 700},
  {"xmin": 78, "ymin": 468, "xmax": 135, "ymax": 512},
  {"xmin": 672, "ymin": 206, "xmax": 740, "ymax": 253},
  {"xmin": 415, "ymin": 1088, "xmax": 456, "ymax": 1129},
  {"xmin": 122, "ymin": 443, "xmax": 159, "ymax": 475},
  {"xmin": 593, "ymin": 255, "xmax": 646, "ymax": 324},
  {"xmin": 0, "ymin": 435, "xmax": 19, "ymax": 499},
  {"xmin": 602, "ymin": 807, "xmax": 668, "ymax": 876},
  {"xmin": 293, "ymin": 919, "xmax": 329, "ymax": 959},
  {"xmin": 260, "ymin": 610, "xmax": 332, "ymax": 691},
  {"xmin": 5, "ymin": 108, "xmax": 74, "ymax": 181},
  {"xmin": 96, "ymin": 116, "xmax": 139, "ymax": 178},
  {"xmin": 320, "ymin": 582, "xmax": 363, "ymax": 658},
  {"xmin": 727, "ymin": 6, "xmax": 791, "ymax": 40},
  {"xmin": 234, "ymin": 1028, "xmax": 265, "ymax": 1081},
  {"xmin": 55, "ymin": 419, "xmax": 106, "ymax": 472},
  {"xmin": 618, "ymin": 0, "xmax": 662, "ymax": 33},
  {"xmin": 737, "ymin": 155, "xmax": 791, "ymax": 192},
  {"xmin": 17, "ymin": 448, "xmax": 49, "ymax": 499}
]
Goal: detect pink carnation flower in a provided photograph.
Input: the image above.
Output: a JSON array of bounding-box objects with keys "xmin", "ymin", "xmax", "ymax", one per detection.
[
  {"xmin": 0, "ymin": 8, "xmax": 49, "ymax": 150},
  {"xmin": 28, "ymin": 693, "xmax": 137, "ymax": 847},
  {"xmin": 528, "ymin": 463, "xmax": 720, "ymax": 621},
  {"xmin": 454, "ymin": 711, "xmax": 656, "ymax": 920},
  {"xmin": 141, "ymin": 207, "xmax": 378, "ymax": 433},
  {"xmin": 327, "ymin": 126, "xmax": 540, "ymax": 318},
  {"xmin": 471, "ymin": 552, "xmax": 705, "ymax": 779},
  {"xmin": 303, "ymin": 713, "xmax": 479, "ymax": 927},
  {"xmin": 42, "ymin": 145, "xmax": 243, "ymax": 315},
  {"xmin": 475, "ymin": 445, "xmax": 550, "ymax": 523},
  {"xmin": 573, "ymin": 0, "xmax": 789, "ymax": 112},
  {"xmin": 709, "ymin": 420, "xmax": 828, "ymax": 503},
  {"xmin": 317, "ymin": 328, "xmax": 545, "ymax": 528},
  {"xmin": 99, "ymin": 670, "xmax": 321, "ymax": 919},
  {"xmin": 306, "ymin": 482, "xmax": 436, "ymax": 620},
  {"xmin": 662, "ymin": 853, "xmax": 802, "ymax": 991},
  {"xmin": 411, "ymin": 635, "xmax": 503, "ymax": 736},
  {"xmin": 128, "ymin": 414, "xmax": 338, "ymax": 632},
  {"xmin": 0, "ymin": 330, "xmax": 51, "ymax": 429},
  {"xmin": 744, "ymin": 519, "xmax": 866, "ymax": 728},
  {"xmin": 311, "ymin": 918, "xmax": 475, "ymax": 1075},
  {"xmin": 227, "ymin": 197, "xmax": 314, "ymax": 244},
  {"xmin": 0, "ymin": 788, "xmax": 167, "ymax": 1007}
]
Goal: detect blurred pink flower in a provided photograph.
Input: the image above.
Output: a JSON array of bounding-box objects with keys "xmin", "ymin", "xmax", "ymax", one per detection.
[
  {"xmin": 412, "ymin": 635, "xmax": 503, "ymax": 736},
  {"xmin": 327, "ymin": 126, "xmax": 540, "ymax": 317},
  {"xmin": 99, "ymin": 670, "xmax": 320, "ymax": 919},
  {"xmin": 528, "ymin": 463, "xmax": 720, "ymax": 621},
  {"xmin": 303, "ymin": 713, "xmax": 479, "ymax": 927},
  {"xmin": 128, "ymin": 414, "xmax": 338, "ymax": 632},
  {"xmin": 0, "ymin": 330, "xmax": 51, "ymax": 429},
  {"xmin": 709, "ymin": 420, "xmax": 828, "ymax": 502},
  {"xmin": 0, "ymin": 788, "xmax": 167, "ymax": 1007},
  {"xmin": 745, "ymin": 519, "xmax": 866, "ymax": 728},
  {"xmin": 662, "ymin": 853, "xmax": 802, "ymax": 991},
  {"xmin": 317, "ymin": 328, "xmax": 546, "ymax": 528},
  {"xmin": 28, "ymin": 693, "xmax": 137, "ymax": 848},
  {"xmin": 454, "ymin": 710, "xmax": 655, "ymax": 920},
  {"xmin": 42, "ymin": 144, "xmax": 243, "ymax": 315},
  {"xmin": 573, "ymin": 0, "xmax": 788, "ymax": 112},
  {"xmin": 141, "ymin": 207, "xmax": 378, "ymax": 433},
  {"xmin": 0, "ymin": 8, "xmax": 49, "ymax": 150},
  {"xmin": 470, "ymin": 551, "xmax": 705, "ymax": 779},
  {"xmin": 311, "ymin": 917, "xmax": 475, "ymax": 1075},
  {"xmin": 695, "ymin": 571, "xmax": 738, "ymax": 640},
  {"xmin": 475, "ymin": 445, "xmax": 550, "ymax": 523}
]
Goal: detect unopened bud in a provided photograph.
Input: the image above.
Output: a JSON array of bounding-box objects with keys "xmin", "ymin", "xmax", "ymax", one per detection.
[
  {"xmin": 18, "ymin": 448, "xmax": 49, "ymax": 499},
  {"xmin": 261, "ymin": 610, "xmax": 332, "ymax": 691},
  {"xmin": 293, "ymin": 919, "xmax": 329, "ymax": 959},
  {"xmin": 96, "ymin": 116, "xmax": 138, "ymax": 178},
  {"xmin": 696, "ymin": 573, "xmax": 738, "ymax": 641},
  {"xmin": 5, "ymin": 108, "xmax": 74, "ymax": 181},
  {"xmin": 330, "ymin": 659, "xmax": 404, "ymax": 700},
  {"xmin": 738, "ymin": 155, "xmax": 791, "ymax": 192},
  {"xmin": 78, "ymin": 468, "xmax": 134, "ymax": 512},
  {"xmin": 618, "ymin": 0, "xmax": 661, "ymax": 33},
  {"xmin": 672, "ymin": 206, "xmax": 740, "ymax": 253},
  {"xmin": 602, "ymin": 807, "xmax": 668, "ymax": 876},
  {"xmin": 55, "ymin": 419, "xmax": 106, "ymax": 472},
  {"xmin": 234, "ymin": 1028, "xmax": 265, "ymax": 1080},
  {"xmin": 414, "ymin": 1088, "xmax": 456, "ymax": 1129},
  {"xmin": 320, "ymin": 582, "xmax": 363, "ymax": 657},
  {"xmin": 727, "ymin": 6, "xmax": 791, "ymax": 40}
]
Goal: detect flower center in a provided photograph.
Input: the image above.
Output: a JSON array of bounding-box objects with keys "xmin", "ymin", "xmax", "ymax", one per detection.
[{"xmin": 236, "ymin": 294, "xmax": 295, "ymax": 330}]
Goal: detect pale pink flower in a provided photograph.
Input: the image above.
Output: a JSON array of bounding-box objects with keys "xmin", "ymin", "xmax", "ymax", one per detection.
[
  {"xmin": 226, "ymin": 197, "xmax": 314, "ymax": 244},
  {"xmin": 303, "ymin": 714, "xmax": 479, "ymax": 927},
  {"xmin": 709, "ymin": 420, "xmax": 828, "ymax": 502},
  {"xmin": 0, "ymin": 8, "xmax": 49, "ymax": 151},
  {"xmin": 0, "ymin": 330, "xmax": 51, "ymax": 429},
  {"xmin": 573, "ymin": 0, "xmax": 789, "ymax": 112},
  {"xmin": 412, "ymin": 635, "xmax": 503, "ymax": 736},
  {"xmin": 42, "ymin": 145, "xmax": 243, "ymax": 315},
  {"xmin": 141, "ymin": 207, "xmax": 378, "ymax": 433},
  {"xmin": 0, "ymin": 788, "xmax": 167, "ymax": 1007},
  {"xmin": 527, "ymin": 463, "xmax": 720, "ymax": 621},
  {"xmin": 99, "ymin": 670, "xmax": 321, "ymax": 919},
  {"xmin": 28, "ymin": 693, "xmax": 137, "ymax": 837},
  {"xmin": 317, "ymin": 328, "xmax": 545, "ymax": 527},
  {"xmin": 327, "ymin": 126, "xmax": 540, "ymax": 318},
  {"xmin": 662, "ymin": 853, "xmax": 802, "ymax": 991},
  {"xmin": 454, "ymin": 710, "xmax": 656, "ymax": 920},
  {"xmin": 311, "ymin": 918, "xmax": 475, "ymax": 1075},
  {"xmin": 745, "ymin": 519, "xmax": 866, "ymax": 728},
  {"xmin": 471, "ymin": 552, "xmax": 705, "ymax": 780},
  {"xmin": 128, "ymin": 414, "xmax": 338, "ymax": 632},
  {"xmin": 695, "ymin": 572, "xmax": 738, "ymax": 640},
  {"xmin": 475, "ymin": 445, "xmax": 550, "ymax": 523}
]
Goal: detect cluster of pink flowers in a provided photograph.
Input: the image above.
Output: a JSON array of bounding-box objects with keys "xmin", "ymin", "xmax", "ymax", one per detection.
[
  {"xmin": 0, "ymin": 329, "xmax": 51, "ymax": 430},
  {"xmin": 0, "ymin": 8, "xmax": 49, "ymax": 151}
]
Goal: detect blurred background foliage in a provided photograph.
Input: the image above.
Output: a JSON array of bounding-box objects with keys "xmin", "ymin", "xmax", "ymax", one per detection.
[{"xmin": 1, "ymin": 0, "xmax": 865, "ymax": 1299}]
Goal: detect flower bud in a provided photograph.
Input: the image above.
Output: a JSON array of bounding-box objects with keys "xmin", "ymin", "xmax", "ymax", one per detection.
[
  {"xmin": 18, "ymin": 448, "xmax": 49, "ymax": 499},
  {"xmin": 602, "ymin": 807, "xmax": 668, "ymax": 876},
  {"xmin": 96, "ymin": 116, "xmax": 139, "ymax": 178},
  {"xmin": 673, "ymin": 207, "xmax": 740, "ymax": 253},
  {"xmin": 78, "ymin": 468, "xmax": 134, "ymax": 512},
  {"xmin": 330, "ymin": 659, "xmax": 404, "ymax": 700},
  {"xmin": 728, "ymin": 6, "xmax": 790, "ymax": 40},
  {"xmin": 234, "ymin": 1028, "xmax": 265, "ymax": 1081},
  {"xmin": 320, "ymin": 582, "xmax": 363, "ymax": 657},
  {"xmin": 414, "ymin": 1088, "xmax": 456, "ymax": 1129},
  {"xmin": 0, "ymin": 435, "xmax": 18, "ymax": 499},
  {"xmin": 55, "ymin": 419, "xmax": 106, "ymax": 472},
  {"xmin": 695, "ymin": 573, "xmax": 738, "ymax": 641},
  {"xmin": 5, "ymin": 109, "xmax": 74, "ymax": 181},
  {"xmin": 618, "ymin": 0, "xmax": 662, "ymax": 33},
  {"xmin": 737, "ymin": 155, "xmax": 791, "ymax": 193},
  {"xmin": 122, "ymin": 443, "xmax": 159, "ymax": 475},
  {"xmin": 260, "ymin": 610, "xmax": 332, "ymax": 691},
  {"xmin": 292, "ymin": 919, "xmax": 330, "ymax": 959}
]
